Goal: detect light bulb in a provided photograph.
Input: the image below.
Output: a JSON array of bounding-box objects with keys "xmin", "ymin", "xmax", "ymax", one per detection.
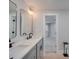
[{"xmin": 28, "ymin": 7, "xmax": 34, "ymax": 15}]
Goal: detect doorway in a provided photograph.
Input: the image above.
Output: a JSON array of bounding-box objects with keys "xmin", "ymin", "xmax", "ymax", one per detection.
[{"xmin": 43, "ymin": 13, "xmax": 58, "ymax": 55}]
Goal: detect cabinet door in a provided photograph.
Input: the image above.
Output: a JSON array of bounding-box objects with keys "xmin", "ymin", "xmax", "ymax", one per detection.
[
  {"xmin": 37, "ymin": 39, "xmax": 43, "ymax": 59},
  {"xmin": 23, "ymin": 46, "xmax": 36, "ymax": 59}
]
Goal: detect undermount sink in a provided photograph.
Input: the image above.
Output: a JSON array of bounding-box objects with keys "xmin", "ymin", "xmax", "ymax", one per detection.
[
  {"xmin": 9, "ymin": 40, "xmax": 33, "ymax": 59},
  {"xmin": 22, "ymin": 41, "xmax": 33, "ymax": 45},
  {"xmin": 9, "ymin": 44, "xmax": 29, "ymax": 56},
  {"xmin": 16, "ymin": 41, "xmax": 33, "ymax": 47},
  {"xmin": 17, "ymin": 44, "xmax": 29, "ymax": 47},
  {"xmin": 13, "ymin": 40, "xmax": 33, "ymax": 47}
]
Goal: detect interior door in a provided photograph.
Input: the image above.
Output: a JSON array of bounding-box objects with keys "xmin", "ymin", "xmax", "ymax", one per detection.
[{"xmin": 44, "ymin": 15, "xmax": 57, "ymax": 53}]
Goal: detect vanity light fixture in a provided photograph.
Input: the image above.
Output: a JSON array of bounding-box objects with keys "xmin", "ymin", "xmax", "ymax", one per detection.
[{"xmin": 28, "ymin": 7, "xmax": 34, "ymax": 15}]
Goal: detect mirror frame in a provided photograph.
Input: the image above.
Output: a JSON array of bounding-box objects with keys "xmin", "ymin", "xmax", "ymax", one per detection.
[
  {"xmin": 9, "ymin": 0, "xmax": 17, "ymax": 39},
  {"xmin": 20, "ymin": 9, "xmax": 33, "ymax": 37},
  {"xmin": 20, "ymin": 9, "xmax": 27, "ymax": 36}
]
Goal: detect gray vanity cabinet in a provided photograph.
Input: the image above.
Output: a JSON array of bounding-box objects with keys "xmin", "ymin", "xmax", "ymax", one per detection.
[
  {"xmin": 36, "ymin": 39, "xmax": 43, "ymax": 59},
  {"xmin": 23, "ymin": 39, "xmax": 43, "ymax": 59},
  {"xmin": 23, "ymin": 46, "xmax": 36, "ymax": 59}
]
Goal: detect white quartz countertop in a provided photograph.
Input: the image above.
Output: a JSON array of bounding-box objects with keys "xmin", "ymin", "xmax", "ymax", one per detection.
[{"xmin": 9, "ymin": 34, "xmax": 43, "ymax": 59}]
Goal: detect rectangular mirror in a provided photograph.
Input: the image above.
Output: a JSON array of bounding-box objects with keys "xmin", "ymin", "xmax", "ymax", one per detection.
[
  {"xmin": 9, "ymin": 0, "xmax": 17, "ymax": 39},
  {"xmin": 20, "ymin": 9, "xmax": 31, "ymax": 36}
]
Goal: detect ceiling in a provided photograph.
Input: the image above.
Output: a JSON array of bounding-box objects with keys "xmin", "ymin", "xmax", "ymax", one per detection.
[{"xmin": 24, "ymin": 0, "xmax": 69, "ymax": 11}]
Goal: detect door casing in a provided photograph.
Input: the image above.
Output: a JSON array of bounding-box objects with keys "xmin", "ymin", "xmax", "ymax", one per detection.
[{"xmin": 42, "ymin": 13, "xmax": 59, "ymax": 55}]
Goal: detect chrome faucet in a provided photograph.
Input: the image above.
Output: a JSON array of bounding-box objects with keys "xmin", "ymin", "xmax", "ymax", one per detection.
[
  {"xmin": 9, "ymin": 39, "xmax": 15, "ymax": 48},
  {"xmin": 26, "ymin": 33, "xmax": 33, "ymax": 40}
]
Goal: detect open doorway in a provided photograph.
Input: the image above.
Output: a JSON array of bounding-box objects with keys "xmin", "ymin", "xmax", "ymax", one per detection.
[{"xmin": 43, "ymin": 13, "xmax": 58, "ymax": 55}]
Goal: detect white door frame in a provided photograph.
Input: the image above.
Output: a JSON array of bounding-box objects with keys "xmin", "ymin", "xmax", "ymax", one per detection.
[{"xmin": 43, "ymin": 13, "xmax": 59, "ymax": 55}]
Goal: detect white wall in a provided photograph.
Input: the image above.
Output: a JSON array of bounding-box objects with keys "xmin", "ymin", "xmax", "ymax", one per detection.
[
  {"xmin": 58, "ymin": 11, "xmax": 69, "ymax": 53},
  {"xmin": 33, "ymin": 10, "xmax": 69, "ymax": 53}
]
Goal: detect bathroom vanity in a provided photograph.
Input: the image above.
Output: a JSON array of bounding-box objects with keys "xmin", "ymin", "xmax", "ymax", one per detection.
[
  {"xmin": 23, "ymin": 38, "xmax": 43, "ymax": 59},
  {"xmin": 9, "ymin": 0, "xmax": 43, "ymax": 59},
  {"xmin": 23, "ymin": 45, "xmax": 37, "ymax": 59},
  {"xmin": 9, "ymin": 34, "xmax": 43, "ymax": 59}
]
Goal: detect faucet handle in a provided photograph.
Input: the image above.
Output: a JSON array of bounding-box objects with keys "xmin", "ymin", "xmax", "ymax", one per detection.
[{"xmin": 23, "ymin": 33, "xmax": 27, "ymax": 36}]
